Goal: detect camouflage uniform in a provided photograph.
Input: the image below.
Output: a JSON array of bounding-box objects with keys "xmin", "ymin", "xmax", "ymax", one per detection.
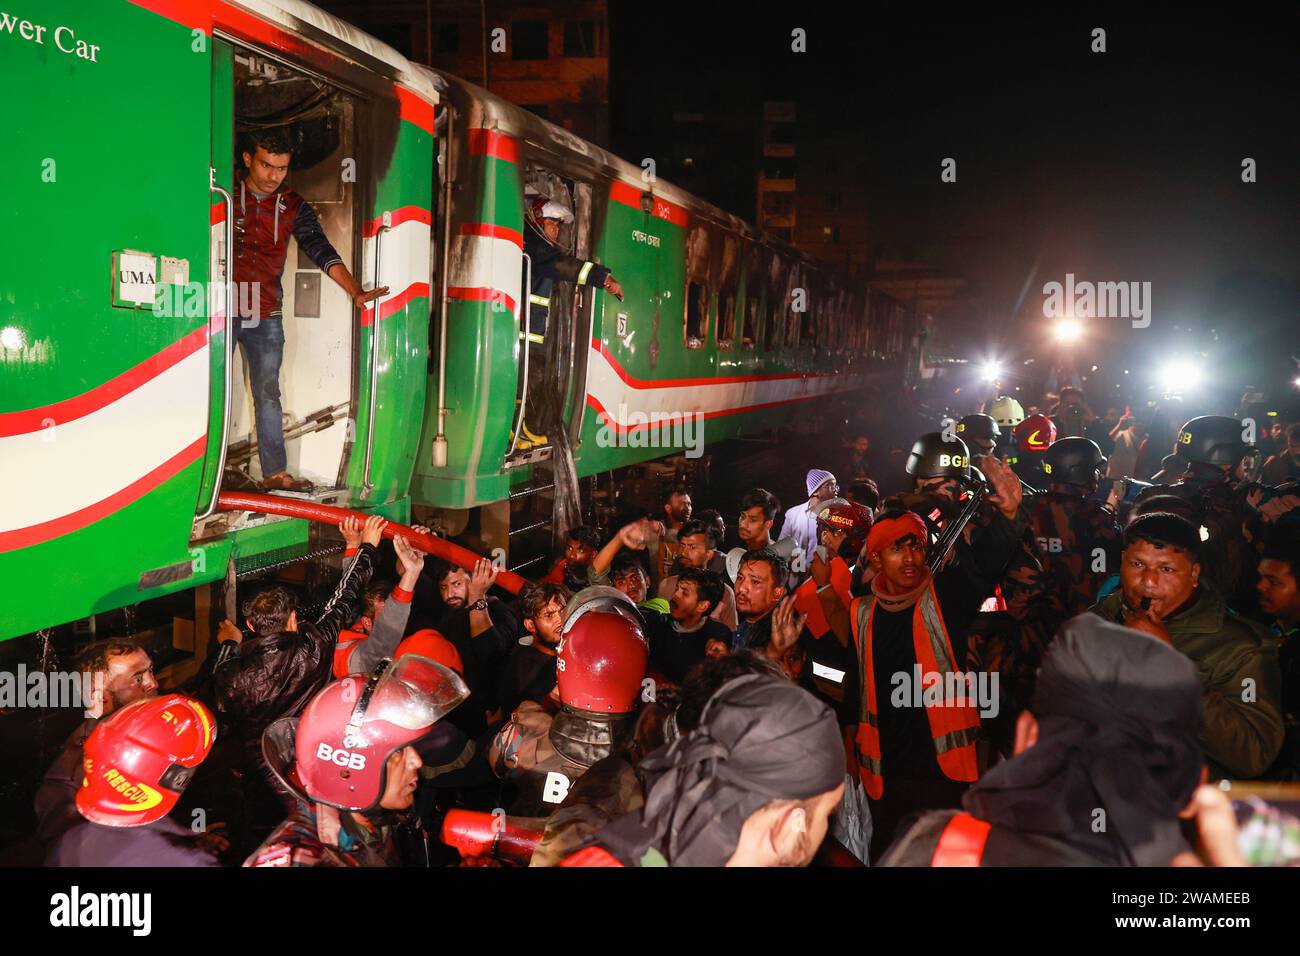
[{"xmin": 1027, "ymin": 489, "xmax": 1122, "ymax": 621}]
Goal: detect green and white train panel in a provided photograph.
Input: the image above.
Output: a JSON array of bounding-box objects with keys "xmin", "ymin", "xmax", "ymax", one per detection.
[
  {"xmin": 410, "ymin": 70, "xmax": 891, "ymax": 513},
  {"xmin": 0, "ymin": 0, "xmax": 438, "ymax": 638}
]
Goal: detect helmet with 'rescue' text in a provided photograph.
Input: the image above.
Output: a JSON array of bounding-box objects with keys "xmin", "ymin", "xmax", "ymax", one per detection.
[
  {"xmin": 77, "ymin": 694, "xmax": 216, "ymax": 827},
  {"xmin": 816, "ymin": 497, "xmax": 874, "ymax": 556}
]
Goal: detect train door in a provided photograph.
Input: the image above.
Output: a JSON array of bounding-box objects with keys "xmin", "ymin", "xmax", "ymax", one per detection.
[
  {"xmin": 196, "ymin": 40, "xmax": 366, "ymax": 507},
  {"xmin": 506, "ymin": 164, "xmax": 593, "ymax": 469}
]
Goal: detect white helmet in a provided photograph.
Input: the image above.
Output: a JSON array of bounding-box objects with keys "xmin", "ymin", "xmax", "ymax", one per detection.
[{"xmin": 989, "ymin": 395, "xmax": 1025, "ymax": 428}]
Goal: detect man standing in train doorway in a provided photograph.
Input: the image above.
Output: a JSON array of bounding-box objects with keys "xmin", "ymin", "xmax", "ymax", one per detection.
[
  {"xmin": 515, "ymin": 193, "xmax": 624, "ymax": 452},
  {"xmin": 233, "ymin": 127, "xmax": 387, "ymax": 492}
]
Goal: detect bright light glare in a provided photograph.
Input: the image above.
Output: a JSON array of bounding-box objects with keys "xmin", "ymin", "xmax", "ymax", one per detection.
[
  {"xmin": 1054, "ymin": 319, "xmax": 1083, "ymax": 345},
  {"xmin": 1160, "ymin": 360, "xmax": 1202, "ymax": 393},
  {"xmin": 0, "ymin": 326, "xmax": 22, "ymax": 351},
  {"xmin": 980, "ymin": 360, "xmax": 1001, "ymax": 383}
]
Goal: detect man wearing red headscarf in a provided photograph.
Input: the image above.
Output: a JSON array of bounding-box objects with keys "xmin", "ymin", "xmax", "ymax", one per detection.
[{"xmin": 814, "ymin": 455, "xmax": 1030, "ymax": 859}]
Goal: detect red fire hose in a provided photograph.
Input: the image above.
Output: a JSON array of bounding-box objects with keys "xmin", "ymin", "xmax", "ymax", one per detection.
[{"xmin": 216, "ymin": 491, "xmax": 528, "ymax": 595}]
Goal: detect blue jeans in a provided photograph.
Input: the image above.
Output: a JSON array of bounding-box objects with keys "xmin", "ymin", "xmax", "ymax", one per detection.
[{"xmin": 235, "ymin": 317, "xmax": 287, "ymax": 477}]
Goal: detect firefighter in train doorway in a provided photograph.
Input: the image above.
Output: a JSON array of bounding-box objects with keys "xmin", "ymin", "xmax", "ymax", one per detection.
[{"xmin": 515, "ymin": 193, "xmax": 624, "ymax": 453}]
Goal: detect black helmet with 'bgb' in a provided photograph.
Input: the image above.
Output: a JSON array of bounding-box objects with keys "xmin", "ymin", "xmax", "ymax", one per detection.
[
  {"xmin": 905, "ymin": 433, "xmax": 971, "ymax": 480},
  {"xmin": 1175, "ymin": 416, "xmax": 1253, "ymax": 466},
  {"xmin": 1043, "ymin": 437, "xmax": 1107, "ymax": 488}
]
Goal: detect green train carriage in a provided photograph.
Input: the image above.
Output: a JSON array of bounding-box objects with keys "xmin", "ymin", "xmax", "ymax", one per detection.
[{"xmin": 0, "ymin": 0, "xmax": 915, "ymax": 645}]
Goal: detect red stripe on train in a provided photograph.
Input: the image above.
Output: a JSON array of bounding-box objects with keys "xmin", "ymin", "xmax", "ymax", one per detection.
[
  {"xmin": 395, "ymin": 86, "xmax": 436, "ymax": 134},
  {"xmin": 592, "ymin": 338, "xmax": 837, "ymax": 389},
  {"xmin": 360, "ymin": 282, "xmax": 432, "ymax": 326},
  {"xmin": 459, "ymin": 223, "xmax": 524, "ymax": 247},
  {"xmin": 586, "ymin": 392, "xmax": 823, "ymax": 434},
  {"xmin": 0, "ymin": 436, "xmax": 208, "ymax": 552},
  {"xmin": 446, "ymin": 286, "xmax": 518, "ymax": 315},
  {"xmin": 608, "ymin": 180, "xmax": 689, "ymax": 228},
  {"xmin": 0, "ymin": 327, "xmax": 209, "ymax": 438},
  {"xmin": 362, "ymin": 206, "xmax": 433, "ymax": 237},
  {"xmin": 468, "ymin": 129, "xmax": 519, "ymax": 163}
]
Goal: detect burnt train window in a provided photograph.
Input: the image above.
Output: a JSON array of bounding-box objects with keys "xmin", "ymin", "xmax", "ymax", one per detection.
[
  {"xmin": 718, "ymin": 292, "xmax": 736, "ymax": 348},
  {"xmin": 742, "ymin": 296, "xmax": 757, "ymax": 348},
  {"xmin": 686, "ymin": 282, "xmax": 707, "ymax": 348},
  {"xmin": 766, "ymin": 301, "xmax": 780, "ymax": 352}
]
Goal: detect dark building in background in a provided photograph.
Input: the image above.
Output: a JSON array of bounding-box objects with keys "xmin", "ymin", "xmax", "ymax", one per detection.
[{"xmin": 316, "ymin": 1, "xmax": 610, "ymax": 146}]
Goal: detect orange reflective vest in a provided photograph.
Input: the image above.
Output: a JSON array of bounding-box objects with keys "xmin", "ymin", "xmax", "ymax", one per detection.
[
  {"xmin": 849, "ymin": 582, "xmax": 981, "ymax": 799},
  {"xmin": 793, "ymin": 555, "xmax": 854, "ymax": 639}
]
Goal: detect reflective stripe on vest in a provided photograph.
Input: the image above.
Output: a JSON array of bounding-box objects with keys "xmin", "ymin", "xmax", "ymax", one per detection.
[
  {"xmin": 577, "ymin": 261, "xmax": 594, "ymax": 284},
  {"xmin": 521, "ymin": 331, "xmax": 545, "ymax": 345},
  {"xmin": 528, "ymin": 293, "xmax": 550, "ymax": 307},
  {"xmin": 930, "ymin": 813, "xmax": 991, "ymax": 867},
  {"xmin": 849, "ymin": 584, "xmax": 981, "ymax": 799}
]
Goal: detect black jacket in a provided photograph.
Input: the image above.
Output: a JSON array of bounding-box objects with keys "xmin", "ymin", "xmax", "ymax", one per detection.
[
  {"xmin": 523, "ymin": 223, "xmax": 611, "ymax": 336},
  {"xmin": 213, "ymin": 544, "xmax": 378, "ymax": 776}
]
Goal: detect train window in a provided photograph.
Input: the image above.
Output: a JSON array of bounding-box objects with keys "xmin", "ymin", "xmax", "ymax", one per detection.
[
  {"xmin": 717, "ymin": 233, "xmax": 739, "ymax": 348},
  {"xmin": 742, "ymin": 296, "xmax": 758, "ymax": 349},
  {"xmin": 800, "ymin": 304, "xmax": 815, "ymax": 346},
  {"xmin": 684, "ymin": 223, "xmax": 710, "ymax": 350},
  {"xmin": 718, "ymin": 293, "xmax": 735, "ymax": 349},
  {"xmin": 686, "ymin": 282, "xmax": 708, "ymax": 348},
  {"xmin": 765, "ymin": 301, "xmax": 780, "ymax": 352}
]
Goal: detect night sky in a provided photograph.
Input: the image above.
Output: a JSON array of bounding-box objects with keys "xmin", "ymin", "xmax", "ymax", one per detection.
[{"xmin": 610, "ymin": 1, "xmax": 1299, "ymax": 411}]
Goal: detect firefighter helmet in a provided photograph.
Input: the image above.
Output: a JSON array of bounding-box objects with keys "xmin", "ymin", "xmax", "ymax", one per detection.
[
  {"xmin": 1014, "ymin": 413, "xmax": 1056, "ymax": 452},
  {"xmin": 76, "ymin": 694, "xmax": 216, "ymax": 827},
  {"xmin": 816, "ymin": 497, "xmax": 874, "ymax": 555},
  {"xmin": 557, "ymin": 587, "xmax": 649, "ymax": 715},
  {"xmin": 989, "ymin": 395, "xmax": 1026, "ymax": 428}
]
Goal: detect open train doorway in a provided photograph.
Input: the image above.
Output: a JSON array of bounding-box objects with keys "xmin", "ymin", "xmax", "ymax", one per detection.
[
  {"xmin": 508, "ymin": 164, "xmax": 592, "ymax": 469},
  {"xmin": 220, "ymin": 41, "xmax": 367, "ymax": 495}
]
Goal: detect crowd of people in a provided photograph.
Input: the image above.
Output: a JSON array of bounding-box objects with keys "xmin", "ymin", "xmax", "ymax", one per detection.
[{"xmin": 33, "ymin": 385, "xmax": 1300, "ymax": 867}]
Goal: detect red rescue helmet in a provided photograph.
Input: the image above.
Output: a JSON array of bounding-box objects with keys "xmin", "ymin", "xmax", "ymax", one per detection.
[
  {"xmin": 262, "ymin": 655, "xmax": 468, "ymax": 812},
  {"xmin": 1014, "ymin": 413, "xmax": 1056, "ymax": 452},
  {"xmin": 76, "ymin": 694, "xmax": 216, "ymax": 827},
  {"xmin": 395, "ymin": 629, "xmax": 465, "ymax": 676},
  {"xmin": 557, "ymin": 587, "xmax": 649, "ymax": 714},
  {"xmin": 816, "ymin": 497, "xmax": 874, "ymax": 555}
]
